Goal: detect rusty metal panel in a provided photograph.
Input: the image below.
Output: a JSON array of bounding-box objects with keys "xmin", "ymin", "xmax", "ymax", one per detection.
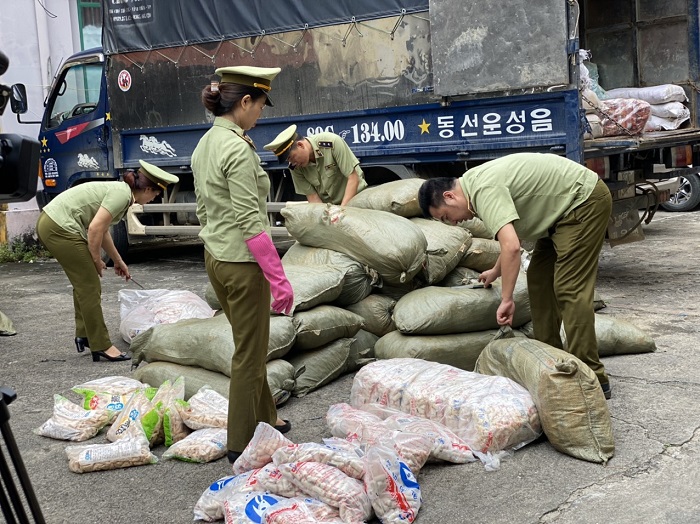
[
  {"xmin": 106, "ymin": 12, "xmax": 434, "ymax": 132},
  {"xmin": 429, "ymin": 0, "xmax": 569, "ymax": 96},
  {"xmin": 584, "ymin": 0, "xmax": 691, "ymax": 89},
  {"xmin": 638, "ymin": 0, "xmax": 685, "ymax": 20},
  {"xmin": 638, "ymin": 21, "xmax": 689, "ymax": 86},
  {"xmin": 585, "ymin": 29, "xmax": 635, "ymax": 90}
]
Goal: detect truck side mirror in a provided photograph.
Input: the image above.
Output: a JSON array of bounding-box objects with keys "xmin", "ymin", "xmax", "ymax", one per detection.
[{"xmin": 10, "ymin": 83, "xmax": 27, "ymax": 114}]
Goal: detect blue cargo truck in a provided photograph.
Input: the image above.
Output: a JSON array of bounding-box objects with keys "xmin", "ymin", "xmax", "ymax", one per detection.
[{"xmin": 9, "ymin": 0, "xmax": 700, "ymax": 257}]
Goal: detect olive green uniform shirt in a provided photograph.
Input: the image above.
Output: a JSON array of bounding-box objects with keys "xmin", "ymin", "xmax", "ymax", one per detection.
[
  {"xmin": 42, "ymin": 181, "xmax": 132, "ymax": 240},
  {"xmin": 192, "ymin": 117, "xmax": 271, "ymax": 262},
  {"xmin": 291, "ymin": 132, "xmax": 366, "ymax": 204},
  {"xmin": 459, "ymin": 153, "xmax": 599, "ymax": 241}
]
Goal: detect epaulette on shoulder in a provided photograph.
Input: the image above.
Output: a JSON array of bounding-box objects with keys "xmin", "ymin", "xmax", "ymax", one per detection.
[{"xmin": 317, "ymin": 140, "xmax": 334, "ymax": 148}]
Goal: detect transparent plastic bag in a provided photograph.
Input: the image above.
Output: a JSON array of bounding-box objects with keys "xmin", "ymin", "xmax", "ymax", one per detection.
[
  {"xmin": 118, "ymin": 289, "xmax": 214, "ymax": 343},
  {"xmin": 34, "ymin": 395, "xmax": 111, "ymax": 442}
]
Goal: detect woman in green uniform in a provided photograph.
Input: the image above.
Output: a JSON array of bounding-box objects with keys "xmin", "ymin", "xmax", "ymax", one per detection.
[
  {"xmin": 191, "ymin": 66, "xmax": 294, "ymax": 465},
  {"xmin": 36, "ymin": 161, "xmax": 178, "ymax": 362}
]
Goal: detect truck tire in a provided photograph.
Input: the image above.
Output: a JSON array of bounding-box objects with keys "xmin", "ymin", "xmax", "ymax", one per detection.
[
  {"xmin": 102, "ymin": 220, "xmax": 129, "ymax": 265},
  {"xmin": 661, "ymin": 174, "xmax": 700, "ymax": 212}
]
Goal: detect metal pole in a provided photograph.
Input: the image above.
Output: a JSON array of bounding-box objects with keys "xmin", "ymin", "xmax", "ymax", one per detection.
[{"xmin": 0, "ymin": 387, "xmax": 46, "ymax": 524}]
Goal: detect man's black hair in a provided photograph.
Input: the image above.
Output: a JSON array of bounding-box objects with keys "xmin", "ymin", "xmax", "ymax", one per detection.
[{"xmin": 418, "ymin": 177, "xmax": 458, "ymax": 218}]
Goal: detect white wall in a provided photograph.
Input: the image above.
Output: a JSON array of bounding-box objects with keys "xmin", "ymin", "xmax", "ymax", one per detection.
[
  {"xmin": 0, "ymin": 1, "xmax": 83, "ymax": 240},
  {"xmin": 0, "ymin": 0, "xmax": 80, "ymax": 137}
]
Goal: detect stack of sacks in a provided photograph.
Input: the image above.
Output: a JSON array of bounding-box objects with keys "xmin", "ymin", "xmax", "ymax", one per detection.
[
  {"xmin": 130, "ymin": 314, "xmax": 298, "ymax": 406},
  {"xmin": 579, "ymin": 53, "xmax": 652, "ymax": 137},
  {"xmin": 378, "ymin": 260, "xmax": 531, "ymax": 370},
  {"xmin": 280, "ymin": 244, "xmax": 382, "ymax": 396},
  {"xmin": 282, "ymin": 181, "xmax": 526, "ymax": 375},
  {"xmin": 118, "ymin": 289, "xmax": 214, "ymax": 343},
  {"xmin": 603, "ymin": 85, "xmax": 690, "ymax": 132},
  {"xmin": 276, "ymin": 186, "xmax": 430, "ymax": 396}
]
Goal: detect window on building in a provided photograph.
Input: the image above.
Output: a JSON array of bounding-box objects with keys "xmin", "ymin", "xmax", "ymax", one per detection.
[{"xmin": 78, "ymin": 0, "xmax": 102, "ymax": 50}]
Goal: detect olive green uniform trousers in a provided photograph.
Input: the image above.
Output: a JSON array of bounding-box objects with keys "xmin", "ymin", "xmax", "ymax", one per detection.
[
  {"xmin": 204, "ymin": 251, "xmax": 277, "ymax": 453},
  {"xmin": 527, "ymin": 179, "xmax": 612, "ymax": 387},
  {"xmin": 35, "ymin": 212, "xmax": 112, "ymax": 351}
]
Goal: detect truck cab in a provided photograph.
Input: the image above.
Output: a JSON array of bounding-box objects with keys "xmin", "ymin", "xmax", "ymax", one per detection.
[{"xmin": 36, "ymin": 49, "xmax": 112, "ymax": 204}]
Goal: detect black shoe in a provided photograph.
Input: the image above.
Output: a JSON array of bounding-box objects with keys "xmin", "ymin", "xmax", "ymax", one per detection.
[
  {"xmin": 91, "ymin": 351, "xmax": 131, "ymax": 362},
  {"xmin": 274, "ymin": 420, "xmax": 292, "ymax": 434},
  {"xmin": 74, "ymin": 337, "xmax": 89, "ymax": 353},
  {"xmin": 601, "ymin": 383, "xmax": 612, "ymax": 400},
  {"xmin": 227, "ymin": 451, "xmax": 242, "ymax": 464}
]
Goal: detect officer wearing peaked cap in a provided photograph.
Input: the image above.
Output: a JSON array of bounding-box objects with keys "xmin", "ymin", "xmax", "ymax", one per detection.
[
  {"xmin": 35, "ymin": 160, "xmax": 179, "ymax": 363},
  {"xmin": 264, "ymin": 124, "xmax": 367, "ymax": 205},
  {"xmin": 214, "ymin": 66, "xmax": 279, "ymax": 106},
  {"xmin": 139, "ymin": 159, "xmax": 179, "ymax": 188},
  {"xmin": 191, "ymin": 65, "xmax": 293, "ymax": 462}
]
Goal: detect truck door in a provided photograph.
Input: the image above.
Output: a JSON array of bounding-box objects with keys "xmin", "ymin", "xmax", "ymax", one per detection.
[{"xmin": 40, "ymin": 57, "xmax": 111, "ymax": 200}]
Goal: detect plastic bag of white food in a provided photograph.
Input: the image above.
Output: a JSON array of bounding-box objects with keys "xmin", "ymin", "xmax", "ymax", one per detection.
[
  {"xmin": 34, "ymin": 394, "xmax": 112, "ymax": 442},
  {"xmin": 277, "ymin": 461, "xmax": 373, "ymax": 524},
  {"xmin": 263, "ymin": 497, "xmax": 343, "ymax": 524},
  {"xmin": 350, "ymin": 359, "xmax": 541, "ymax": 455},
  {"xmin": 118, "ymin": 288, "xmax": 214, "ymax": 343},
  {"xmin": 256, "ymin": 464, "xmax": 307, "ymax": 498},
  {"xmin": 162, "ymin": 427, "xmax": 227, "ymax": 463},
  {"xmin": 326, "ymin": 402, "xmax": 386, "ymax": 442},
  {"xmin": 178, "ymin": 385, "xmax": 229, "ymax": 430},
  {"xmin": 232, "ymin": 422, "xmax": 294, "ymax": 475},
  {"xmin": 65, "ymin": 425, "xmax": 157, "ymax": 473},
  {"xmin": 194, "ymin": 469, "xmax": 266, "ymax": 522},
  {"xmin": 324, "ymin": 403, "xmax": 432, "ymax": 475},
  {"xmin": 105, "ymin": 389, "xmax": 162, "ymax": 444},
  {"xmin": 272, "ymin": 441, "xmax": 365, "ymax": 480},
  {"xmin": 223, "ymin": 491, "xmax": 288, "ymax": 524},
  {"xmin": 359, "ymin": 403, "xmax": 476, "ymax": 464},
  {"xmin": 364, "ymin": 444, "xmax": 422, "ymax": 524},
  {"xmin": 72, "ymin": 375, "xmax": 145, "ymax": 422}
]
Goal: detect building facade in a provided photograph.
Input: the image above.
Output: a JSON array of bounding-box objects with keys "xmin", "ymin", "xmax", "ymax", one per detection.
[{"xmin": 0, "ymin": 0, "xmax": 101, "ymax": 243}]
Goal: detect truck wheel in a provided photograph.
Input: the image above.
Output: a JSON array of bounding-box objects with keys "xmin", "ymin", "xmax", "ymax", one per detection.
[
  {"xmin": 661, "ymin": 174, "xmax": 700, "ymax": 212},
  {"xmin": 102, "ymin": 220, "xmax": 129, "ymax": 265}
]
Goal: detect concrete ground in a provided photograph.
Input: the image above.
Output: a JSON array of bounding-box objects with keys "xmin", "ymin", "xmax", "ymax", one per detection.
[{"xmin": 1, "ymin": 210, "xmax": 699, "ymax": 524}]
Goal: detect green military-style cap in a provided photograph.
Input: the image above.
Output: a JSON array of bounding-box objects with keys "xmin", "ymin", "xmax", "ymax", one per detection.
[
  {"xmin": 215, "ymin": 66, "xmax": 281, "ymax": 106},
  {"xmin": 263, "ymin": 124, "xmax": 299, "ymax": 163},
  {"xmin": 138, "ymin": 160, "xmax": 179, "ymax": 190}
]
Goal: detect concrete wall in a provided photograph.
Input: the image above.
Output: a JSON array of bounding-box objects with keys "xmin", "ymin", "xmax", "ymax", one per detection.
[{"xmin": 0, "ymin": 0, "xmax": 84, "ymax": 243}]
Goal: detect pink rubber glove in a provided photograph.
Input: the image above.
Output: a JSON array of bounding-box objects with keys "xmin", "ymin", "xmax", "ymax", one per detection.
[{"xmin": 245, "ymin": 231, "xmax": 294, "ymax": 315}]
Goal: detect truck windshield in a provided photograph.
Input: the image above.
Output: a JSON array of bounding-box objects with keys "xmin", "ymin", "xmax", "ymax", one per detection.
[{"xmin": 47, "ymin": 62, "xmax": 102, "ymax": 129}]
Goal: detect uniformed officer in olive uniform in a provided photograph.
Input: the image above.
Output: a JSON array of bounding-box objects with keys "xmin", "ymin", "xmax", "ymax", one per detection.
[
  {"xmin": 418, "ymin": 153, "xmax": 613, "ymax": 399},
  {"xmin": 36, "ymin": 160, "xmax": 179, "ymax": 362},
  {"xmin": 191, "ymin": 66, "xmax": 294, "ymax": 464},
  {"xmin": 264, "ymin": 124, "xmax": 367, "ymax": 205}
]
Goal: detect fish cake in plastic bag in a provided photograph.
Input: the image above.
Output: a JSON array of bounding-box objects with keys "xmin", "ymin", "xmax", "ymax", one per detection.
[
  {"xmin": 232, "ymin": 422, "xmax": 294, "ymax": 475},
  {"xmin": 162, "ymin": 427, "xmax": 227, "ymax": 463},
  {"xmin": 194, "ymin": 469, "xmax": 265, "ymax": 522},
  {"xmin": 34, "ymin": 394, "xmax": 111, "ymax": 442}
]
